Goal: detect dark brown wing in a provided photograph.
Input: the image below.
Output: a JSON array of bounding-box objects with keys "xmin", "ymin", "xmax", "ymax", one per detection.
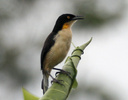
[{"xmin": 41, "ymin": 32, "xmax": 56, "ymax": 70}]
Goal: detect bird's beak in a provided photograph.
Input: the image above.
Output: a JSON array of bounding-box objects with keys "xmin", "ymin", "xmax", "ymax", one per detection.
[{"xmin": 72, "ymin": 16, "xmax": 84, "ymax": 20}]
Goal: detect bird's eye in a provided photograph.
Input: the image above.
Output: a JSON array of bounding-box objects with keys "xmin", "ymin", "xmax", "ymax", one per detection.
[{"xmin": 67, "ymin": 16, "xmax": 70, "ymax": 19}]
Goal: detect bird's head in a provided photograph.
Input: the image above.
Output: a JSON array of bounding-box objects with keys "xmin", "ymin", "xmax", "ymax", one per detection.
[{"xmin": 53, "ymin": 14, "xmax": 84, "ymax": 32}]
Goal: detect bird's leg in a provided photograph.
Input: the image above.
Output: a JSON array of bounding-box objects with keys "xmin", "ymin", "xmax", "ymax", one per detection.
[
  {"xmin": 47, "ymin": 72, "xmax": 64, "ymax": 86},
  {"xmin": 52, "ymin": 68, "xmax": 72, "ymax": 79}
]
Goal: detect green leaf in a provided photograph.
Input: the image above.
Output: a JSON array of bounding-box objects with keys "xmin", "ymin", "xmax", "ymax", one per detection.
[
  {"xmin": 22, "ymin": 88, "xmax": 40, "ymax": 100},
  {"xmin": 72, "ymin": 79, "xmax": 78, "ymax": 89}
]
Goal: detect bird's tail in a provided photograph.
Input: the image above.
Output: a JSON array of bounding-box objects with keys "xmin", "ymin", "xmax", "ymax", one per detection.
[{"xmin": 41, "ymin": 71, "xmax": 49, "ymax": 94}]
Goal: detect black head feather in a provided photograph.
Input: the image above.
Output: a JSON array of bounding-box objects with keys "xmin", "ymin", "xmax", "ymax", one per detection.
[{"xmin": 52, "ymin": 14, "xmax": 76, "ymax": 33}]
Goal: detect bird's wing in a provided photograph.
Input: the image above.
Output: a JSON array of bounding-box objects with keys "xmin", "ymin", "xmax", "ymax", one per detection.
[{"xmin": 41, "ymin": 32, "xmax": 56, "ymax": 70}]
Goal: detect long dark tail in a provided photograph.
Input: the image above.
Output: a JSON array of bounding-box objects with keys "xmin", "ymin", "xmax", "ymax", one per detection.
[{"xmin": 41, "ymin": 71, "xmax": 49, "ymax": 94}]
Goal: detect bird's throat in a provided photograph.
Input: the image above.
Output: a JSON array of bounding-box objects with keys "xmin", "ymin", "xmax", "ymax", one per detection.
[
  {"xmin": 62, "ymin": 23, "xmax": 70, "ymax": 29},
  {"xmin": 62, "ymin": 20, "xmax": 76, "ymax": 29}
]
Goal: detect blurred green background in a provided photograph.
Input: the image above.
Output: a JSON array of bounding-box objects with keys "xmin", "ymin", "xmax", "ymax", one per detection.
[{"xmin": 0, "ymin": 0, "xmax": 128, "ymax": 100}]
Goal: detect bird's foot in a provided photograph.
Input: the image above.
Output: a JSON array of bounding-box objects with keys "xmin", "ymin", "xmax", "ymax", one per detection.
[
  {"xmin": 55, "ymin": 69, "xmax": 72, "ymax": 79},
  {"xmin": 51, "ymin": 78, "xmax": 64, "ymax": 86},
  {"xmin": 53, "ymin": 68, "xmax": 72, "ymax": 79}
]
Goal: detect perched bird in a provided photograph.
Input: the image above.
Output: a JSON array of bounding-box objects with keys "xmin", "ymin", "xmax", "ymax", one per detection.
[{"xmin": 41, "ymin": 14, "xmax": 84, "ymax": 94}]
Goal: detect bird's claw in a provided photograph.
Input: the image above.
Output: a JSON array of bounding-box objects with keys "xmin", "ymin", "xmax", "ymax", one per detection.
[
  {"xmin": 55, "ymin": 70, "xmax": 72, "ymax": 79},
  {"xmin": 51, "ymin": 78, "xmax": 64, "ymax": 86}
]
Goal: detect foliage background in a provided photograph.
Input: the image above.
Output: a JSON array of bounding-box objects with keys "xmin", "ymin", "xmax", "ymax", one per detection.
[{"xmin": 0, "ymin": 0, "xmax": 128, "ymax": 100}]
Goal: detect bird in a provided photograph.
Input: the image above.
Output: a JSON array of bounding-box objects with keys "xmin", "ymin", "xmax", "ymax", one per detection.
[{"xmin": 41, "ymin": 14, "xmax": 84, "ymax": 94}]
